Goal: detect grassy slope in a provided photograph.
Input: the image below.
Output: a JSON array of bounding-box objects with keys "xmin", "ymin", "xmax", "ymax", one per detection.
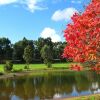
[
  {"xmin": 62, "ymin": 94, "xmax": 100, "ymax": 100},
  {"xmin": 0, "ymin": 63, "xmax": 72, "ymax": 72}
]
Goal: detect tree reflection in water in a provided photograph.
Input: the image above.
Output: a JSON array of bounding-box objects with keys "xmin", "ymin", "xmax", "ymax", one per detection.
[{"xmin": 0, "ymin": 71, "xmax": 100, "ymax": 100}]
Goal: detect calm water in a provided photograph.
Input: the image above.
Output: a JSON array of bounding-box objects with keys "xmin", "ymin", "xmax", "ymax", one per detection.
[{"xmin": 0, "ymin": 71, "xmax": 100, "ymax": 100}]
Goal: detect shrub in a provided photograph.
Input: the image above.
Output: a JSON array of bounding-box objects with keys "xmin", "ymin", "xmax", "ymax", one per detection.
[
  {"xmin": 4, "ymin": 61, "xmax": 13, "ymax": 72},
  {"xmin": 0, "ymin": 72, "xmax": 4, "ymax": 75},
  {"xmin": 47, "ymin": 62, "xmax": 52, "ymax": 68},
  {"xmin": 24, "ymin": 65, "xmax": 29, "ymax": 69},
  {"xmin": 13, "ymin": 69, "xmax": 22, "ymax": 73}
]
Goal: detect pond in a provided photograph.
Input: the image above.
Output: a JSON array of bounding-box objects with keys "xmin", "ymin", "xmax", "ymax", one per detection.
[{"xmin": 0, "ymin": 71, "xmax": 100, "ymax": 100}]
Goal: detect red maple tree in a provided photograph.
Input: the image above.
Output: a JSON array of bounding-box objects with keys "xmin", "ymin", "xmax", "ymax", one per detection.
[{"xmin": 63, "ymin": 0, "xmax": 100, "ymax": 71}]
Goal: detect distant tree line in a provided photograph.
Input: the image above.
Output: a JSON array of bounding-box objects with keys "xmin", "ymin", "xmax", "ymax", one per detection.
[{"xmin": 0, "ymin": 37, "xmax": 67, "ymax": 64}]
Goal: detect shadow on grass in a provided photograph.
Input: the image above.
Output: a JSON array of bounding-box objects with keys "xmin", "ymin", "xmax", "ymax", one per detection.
[
  {"xmin": 0, "ymin": 72, "xmax": 4, "ymax": 75},
  {"xmin": 12, "ymin": 69, "xmax": 23, "ymax": 73},
  {"xmin": 53, "ymin": 67, "xmax": 69, "ymax": 69}
]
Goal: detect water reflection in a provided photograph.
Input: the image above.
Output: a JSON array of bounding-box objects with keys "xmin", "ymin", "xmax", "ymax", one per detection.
[{"xmin": 0, "ymin": 71, "xmax": 100, "ymax": 100}]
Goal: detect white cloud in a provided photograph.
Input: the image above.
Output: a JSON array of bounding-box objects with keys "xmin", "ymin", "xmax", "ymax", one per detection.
[
  {"xmin": 52, "ymin": 0, "xmax": 62, "ymax": 4},
  {"xmin": 71, "ymin": 0, "xmax": 82, "ymax": 4},
  {"xmin": 22, "ymin": 0, "xmax": 47, "ymax": 13},
  {"xmin": 52, "ymin": 7, "xmax": 78, "ymax": 22},
  {"xmin": 40, "ymin": 27, "xmax": 61, "ymax": 42},
  {"xmin": 0, "ymin": 0, "xmax": 17, "ymax": 5},
  {"xmin": 0, "ymin": 0, "xmax": 47, "ymax": 13}
]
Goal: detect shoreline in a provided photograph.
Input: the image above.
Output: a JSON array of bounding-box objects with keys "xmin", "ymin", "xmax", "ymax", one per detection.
[
  {"xmin": 0, "ymin": 69, "xmax": 70, "ymax": 79},
  {"xmin": 60, "ymin": 94, "xmax": 100, "ymax": 100},
  {"xmin": 0, "ymin": 68, "xmax": 92, "ymax": 79}
]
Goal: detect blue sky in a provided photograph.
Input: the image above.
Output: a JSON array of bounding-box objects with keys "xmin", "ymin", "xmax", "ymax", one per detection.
[{"xmin": 0, "ymin": 0, "xmax": 90, "ymax": 43}]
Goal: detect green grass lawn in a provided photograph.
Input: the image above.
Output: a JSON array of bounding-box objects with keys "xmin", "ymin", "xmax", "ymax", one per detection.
[
  {"xmin": 0, "ymin": 63, "xmax": 72, "ymax": 73},
  {"xmin": 0, "ymin": 65, "xmax": 4, "ymax": 72}
]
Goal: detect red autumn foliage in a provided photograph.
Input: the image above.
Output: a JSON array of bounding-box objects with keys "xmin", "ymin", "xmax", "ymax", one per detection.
[
  {"xmin": 63, "ymin": 0, "xmax": 100, "ymax": 71},
  {"xmin": 91, "ymin": 62, "xmax": 100, "ymax": 74},
  {"xmin": 70, "ymin": 64, "xmax": 83, "ymax": 71},
  {"xmin": 91, "ymin": 66, "xmax": 100, "ymax": 71}
]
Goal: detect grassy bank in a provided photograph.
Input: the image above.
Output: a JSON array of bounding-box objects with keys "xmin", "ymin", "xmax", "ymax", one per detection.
[
  {"xmin": 62, "ymin": 94, "xmax": 100, "ymax": 100},
  {"xmin": 0, "ymin": 63, "xmax": 72, "ymax": 73}
]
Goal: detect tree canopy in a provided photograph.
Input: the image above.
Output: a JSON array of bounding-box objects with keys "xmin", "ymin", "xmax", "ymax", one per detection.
[
  {"xmin": 23, "ymin": 45, "xmax": 34, "ymax": 68},
  {"xmin": 0, "ymin": 37, "xmax": 66, "ymax": 64},
  {"xmin": 63, "ymin": 0, "xmax": 100, "ymax": 69},
  {"xmin": 41, "ymin": 45, "xmax": 53, "ymax": 68}
]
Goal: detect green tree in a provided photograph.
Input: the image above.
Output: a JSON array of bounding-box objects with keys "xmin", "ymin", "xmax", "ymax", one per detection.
[
  {"xmin": 41, "ymin": 45, "xmax": 53, "ymax": 68},
  {"xmin": 33, "ymin": 37, "xmax": 53, "ymax": 63},
  {"xmin": 0, "ymin": 38, "xmax": 13, "ymax": 62},
  {"xmin": 23, "ymin": 45, "xmax": 34, "ymax": 69},
  {"xmin": 13, "ymin": 37, "xmax": 34, "ymax": 62},
  {"xmin": 53, "ymin": 42, "xmax": 66, "ymax": 59}
]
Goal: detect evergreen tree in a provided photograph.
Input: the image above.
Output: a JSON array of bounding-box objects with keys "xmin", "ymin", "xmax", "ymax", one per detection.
[
  {"xmin": 41, "ymin": 45, "xmax": 53, "ymax": 68},
  {"xmin": 23, "ymin": 45, "xmax": 34, "ymax": 68}
]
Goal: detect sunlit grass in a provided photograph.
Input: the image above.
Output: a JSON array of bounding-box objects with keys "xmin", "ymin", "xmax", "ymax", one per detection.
[{"xmin": 0, "ymin": 63, "xmax": 72, "ymax": 73}]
